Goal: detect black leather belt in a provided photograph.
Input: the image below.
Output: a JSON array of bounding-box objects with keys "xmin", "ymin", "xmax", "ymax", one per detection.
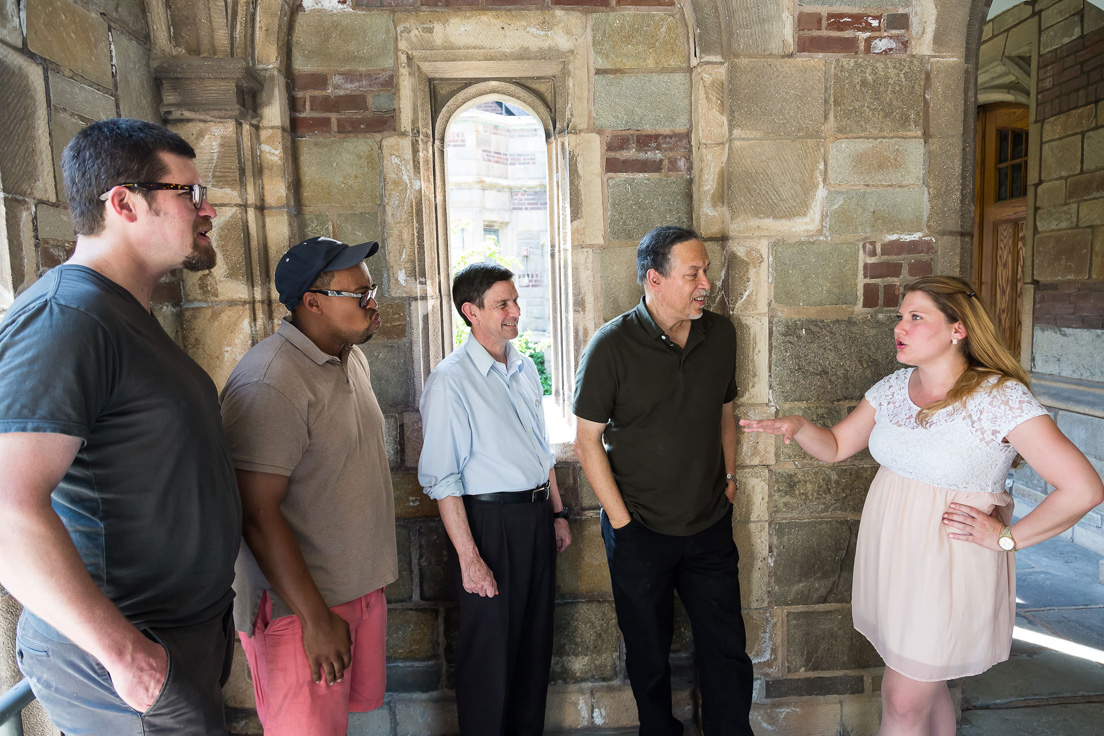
[{"xmin": 465, "ymin": 482, "xmax": 550, "ymax": 504}]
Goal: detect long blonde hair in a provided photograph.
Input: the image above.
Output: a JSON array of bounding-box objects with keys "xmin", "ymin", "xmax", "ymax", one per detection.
[{"xmin": 901, "ymin": 276, "xmax": 1030, "ymax": 425}]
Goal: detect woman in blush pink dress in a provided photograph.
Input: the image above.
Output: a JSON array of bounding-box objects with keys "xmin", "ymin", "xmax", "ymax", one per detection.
[{"xmin": 741, "ymin": 276, "xmax": 1103, "ymax": 736}]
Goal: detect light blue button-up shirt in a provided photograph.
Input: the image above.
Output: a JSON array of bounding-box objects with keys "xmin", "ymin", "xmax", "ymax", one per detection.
[{"xmin": 418, "ymin": 335, "xmax": 555, "ymax": 500}]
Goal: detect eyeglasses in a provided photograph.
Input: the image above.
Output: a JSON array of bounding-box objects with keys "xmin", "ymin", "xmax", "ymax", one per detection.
[
  {"xmin": 99, "ymin": 183, "xmax": 209, "ymax": 210},
  {"xmin": 306, "ymin": 286, "xmax": 378, "ymax": 308}
]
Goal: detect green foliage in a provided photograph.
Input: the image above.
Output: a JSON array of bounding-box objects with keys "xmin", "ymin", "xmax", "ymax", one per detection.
[
  {"xmin": 452, "ymin": 233, "xmax": 522, "ymax": 272},
  {"xmin": 514, "ymin": 331, "xmax": 552, "ymax": 396}
]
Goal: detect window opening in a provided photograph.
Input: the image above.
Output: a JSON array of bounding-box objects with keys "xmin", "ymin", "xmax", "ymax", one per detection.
[{"xmin": 995, "ymin": 128, "xmax": 1027, "ymax": 201}]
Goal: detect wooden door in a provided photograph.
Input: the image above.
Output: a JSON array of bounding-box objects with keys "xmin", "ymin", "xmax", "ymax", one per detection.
[{"xmin": 974, "ymin": 105, "xmax": 1028, "ymax": 359}]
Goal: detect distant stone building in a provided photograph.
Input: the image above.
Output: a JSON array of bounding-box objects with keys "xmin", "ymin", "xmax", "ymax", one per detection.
[{"xmin": 1, "ymin": 1, "xmax": 1102, "ymax": 734}]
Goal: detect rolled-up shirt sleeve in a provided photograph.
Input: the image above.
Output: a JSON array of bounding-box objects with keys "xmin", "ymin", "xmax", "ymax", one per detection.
[{"xmin": 418, "ymin": 375, "xmax": 471, "ymax": 500}]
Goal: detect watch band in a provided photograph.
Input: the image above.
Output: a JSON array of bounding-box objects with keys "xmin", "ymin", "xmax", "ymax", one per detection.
[
  {"xmin": 553, "ymin": 505, "xmax": 572, "ymax": 520},
  {"xmin": 725, "ymin": 473, "xmax": 738, "ymax": 487}
]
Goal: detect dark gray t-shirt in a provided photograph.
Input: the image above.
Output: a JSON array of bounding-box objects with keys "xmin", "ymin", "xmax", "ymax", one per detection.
[{"xmin": 0, "ymin": 265, "xmax": 241, "ymax": 627}]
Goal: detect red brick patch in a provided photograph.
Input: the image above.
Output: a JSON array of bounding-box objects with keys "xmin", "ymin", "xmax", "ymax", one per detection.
[
  {"xmin": 866, "ymin": 36, "xmax": 908, "ymax": 55},
  {"xmin": 1034, "ymin": 280, "xmax": 1104, "ymax": 327},
  {"xmin": 827, "ymin": 13, "xmax": 881, "ymax": 32},
  {"xmin": 797, "ymin": 34, "xmax": 860, "ymax": 54},
  {"xmin": 292, "ymin": 73, "xmax": 329, "ymax": 92},
  {"xmin": 797, "ymin": 12, "xmax": 823, "ymax": 31},
  {"xmin": 865, "ymin": 262, "xmax": 903, "ymax": 279},
  {"xmin": 336, "ymin": 116, "xmax": 395, "ymax": 134},
  {"xmin": 880, "ymin": 238, "xmax": 934, "ymax": 256},
  {"xmin": 605, "ymin": 156, "xmax": 664, "ymax": 174},
  {"xmin": 291, "ymin": 116, "xmax": 332, "ymax": 135}
]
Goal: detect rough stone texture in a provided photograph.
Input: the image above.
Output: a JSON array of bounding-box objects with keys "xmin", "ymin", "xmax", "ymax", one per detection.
[
  {"xmin": 728, "ymin": 140, "xmax": 823, "ymax": 224},
  {"xmin": 842, "ymin": 694, "xmax": 883, "ymax": 735},
  {"xmin": 750, "ymin": 699, "xmax": 842, "ymax": 735},
  {"xmin": 336, "ymin": 211, "xmax": 382, "ymax": 247},
  {"xmin": 291, "ymin": 10, "xmax": 393, "ymax": 71},
  {"xmin": 732, "ymin": 467, "xmax": 768, "ymax": 522},
  {"xmin": 607, "ymin": 177, "xmax": 691, "ymax": 242},
  {"xmin": 543, "ymin": 686, "xmax": 590, "ymax": 730},
  {"xmin": 1033, "ymin": 325, "xmax": 1104, "ymax": 382},
  {"xmin": 599, "ymin": 247, "xmax": 643, "ymax": 322},
  {"xmin": 1034, "ymin": 230, "xmax": 1092, "ymax": 280},
  {"xmin": 296, "ymin": 137, "xmax": 380, "ymax": 210},
  {"xmin": 929, "ymin": 58, "xmax": 967, "ymax": 139},
  {"xmin": 36, "ymin": 203, "xmax": 75, "ymax": 242},
  {"xmin": 387, "ymin": 608, "xmax": 438, "ymax": 659},
  {"xmin": 180, "ymin": 304, "xmax": 255, "ymax": 389},
  {"xmin": 832, "ymin": 58, "xmax": 925, "ymax": 135},
  {"xmin": 26, "ymin": 0, "xmax": 112, "ymax": 87},
  {"xmin": 1037, "ymin": 204, "xmax": 1080, "ymax": 232},
  {"xmin": 828, "ymin": 189, "xmax": 925, "ymax": 236},
  {"xmin": 114, "ymin": 33, "xmax": 161, "ymax": 123},
  {"xmin": 773, "ymin": 241, "xmax": 859, "ymax": 307},
  {"xmin": 0, "ymin": 45, "xmax": 57, "ymax": 200},
  {"xmin": 773, "ymin": 466, "xmax": 877, "ymax": 518},
  {"xmin": 591, "ymin": 13, "xmax": 687, "ymax": 69},
  {"xmin": 1042, "ymin": 136, "xmax": 1083, "ymax": 180},
  {"xmin": 388, "ymin": 524, "xmax": 413, "ymax": 603},
  {"xmin": 394, "ymin": 697, "xmax": 458, "ymax": 736},
  {"xmin": 590, "ymin": 684, "xmax": 694, "ymax": 728},
  {"xmin": 567, "ymin": 133, "xmax": 604, "ymax": 246},
  {"xmin": 773, "ymin": 519, "xmax": 860, "ymax": 606},
  {"xmin": 49, "ymin": 72, "xmax": 114, "ymax": 121},
  {"xmin": 696, "ymin": 143, "xmax": 727, "ymax": 238},
  {"xmin": 730, "ymin": 0, "xmax": 787, "ymax": 55},
  {"xmin": 2, "ymin": 196, "xmax": 35, "ymax": 302},
  {"xmin": 786, "ymin": 608, "xmax": 883, "ymax": 673},
  {"xmin": 555, "ymin": 517, "xmax": 611, "ymax": 597},
  {"xmin": 222, "ymin": 642, "xmax": 255, "ymax": 709},
  {"xmin": 0, "ymin": 0, "xmax": 20, "ymax": 47},
  {"xmin": 593, "ymin": 73, "xmax": 690, "ymax": 130},
  {"xmin": 772, "ymin": 316, "xmax": 899, "ymax": 403},
  {"xmin": 694, "ymin": 64, "xmax": 727, "ymax": 146},
  {"xmin": 1041, "ymin": 15, "xmax": 1082, "ymax": 54},
  {"xmin": 727, "ymin": 240, "xmax": 769, "ymax": 314},
  {"xmin": 551, "ymin": 602, "xmax": 620, "ymax": 682},
  {"xmin": 1037, "ymin": 180, "xmax": 1067, "ymax": 208},
  {"xmin": 49, "ymin": 110, "xmax": 85, "ymax": 204},
  {"xmin": 729, "ymin": 59, "xmax": 825, "ymax": 138},
  {"xmin": 733, "ymin": 315, "xmax": 770, "ymax": 409},
  {"xmin": 1080, "ymin": 198, "xmax": 1104, "ymax": 226},
  {"xmin": 734, "ymin": 520, "xmax": 768, "ymax": 608},
  {"xmin": 1084, "ymin": 128, "xmax": 1104, "ymax": 172},
  {"xmin": 172, "ymin": 121, "xmax": 244, "ymax": 207},
  {"xmin": 347, "ymin": 708, "xmax": 392, "ymax": 735},
  {"xmin": 830, "ymin": 139, "xmax": 924, "ymax": 186},
  {"xmin": 1042, "ymin": 104, "xmax": 1097, "ymax": 142},
  {"xmin": 381, "ymin": 135, "xmax": 420, "ymax": 298},
  {"xmin": 928, "ymin": 137, "xmax": 969, "ymax": 234},
  {"xmin": 765, "ymin": 674, "xmax": 865, "ymax": 698},
  {"xmin": 392, "ymin": 472, "xmax": 435, "ymax": 520},
  {"xmin": 1056, "ymin": 412, "xmax": 1104, "ymax": 460},
  {"xmin": 1068, "ymin": 169, "xmax": 1104, "ymax": 201}
]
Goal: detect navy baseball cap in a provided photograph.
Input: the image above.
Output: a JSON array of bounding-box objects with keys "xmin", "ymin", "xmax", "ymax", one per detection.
[{"xmin": 275, "ymin": 236, "xmax": 379, "ymax": 311}]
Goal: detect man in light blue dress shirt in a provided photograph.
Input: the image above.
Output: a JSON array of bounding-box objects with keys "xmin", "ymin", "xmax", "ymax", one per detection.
[{"xmin": 419, "ymin": 262, "xmax": 572, "ymax": 735}]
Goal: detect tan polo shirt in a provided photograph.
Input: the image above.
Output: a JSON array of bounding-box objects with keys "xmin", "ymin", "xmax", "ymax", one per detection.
[{"xmin": 220, "ymin": 319, "xmax": 398, "ymax": 634}]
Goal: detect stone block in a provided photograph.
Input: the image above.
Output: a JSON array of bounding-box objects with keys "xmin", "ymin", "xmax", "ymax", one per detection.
[
  {"xmin": 403, "ymin": 411, "xmax": 423, "ymax": 468},
  {"xmin": 1041, "ymin": 15, "xmax": 1082, "ymax": 55},
  {"xmin": 360, "ymin": 339, "xmax": 411, "ymax": 407},
  {"xmin": 598, "ymin": 247, "xmax": 643, "ymax": 323},
  {"xmin": 291, "ymin": 10, "xmax": 393, "ymax": 71},
  {"xmin": 1095, "ymin": 226, "xmax": 1104, "ymax": 279},
  {"xmin": 1081, "ymin": 199, "xmax": 1104, "ymax": 227},
  {"xmin": 1068, "ymin": 169, "xmax": 1104, "ymax": 201},
  {"xmin": 114, "ymin": 33, "xmax": 161, "ymax": 123},
  {"xmin": 786, "ymin": 608, "xmax": 883, "ymax": 673},
  {"xmin": 1037, "ymin": 180, "xmax": 1066, "ymax": 208},
  {"xmin": 828, "ymin": 189, "xmax": 925, "ymax": 236},
  {"xmin": 297, "ymin": 137, "xmax": 380, "ymax": 210},
  {"xmin": 26, "ymin": 0, "xmax": 112, "ymax": 87},
  {"xmin": 773, "ymin": 519, "xmax": 860, "ymax": 606},
  {"xmin": 696, "ymin": 143, "xmax": 726, "ymax": 238},
  {"xmin": 2, "ymin": 196, "xmax": 35, "ymax": 299},
  {"xmin": 387, "ymin": 661, "xmax": 440, "ymax": 693},
  {"xmin": 773, "ymin": 241, "xmax": 859, "ymax": 307},
  {"xmin": 381, "ymin": 135, "xmax": 420, "ymax": 297},
  {"xmin": 750, "ymin": 699, "xmax": 842, "ymax": 735},
  {"xmin": 929, "ymin": 58, "xmax": 967, "ymax": 138},
  {"xmin": 830, "ymin": 139, "xmax": 923, "ymax": 187},
  {"xmin": 577, "ymin": 469, "xmax": 601, "ymax": 511},
  {"xmin": 766, "ymin": 674, "xmax": 865, "ymax": 699},
  {"xmin": 335, "ymin": 211, "xmax": 383, "ymax": 247},
  {"xmin": 171, "ymin": 121, "xmax": 244, "ymax": 207},
  {"xmin": 1090, "ymin": 2, "xmax": 1104, "ymax": 34},
  {"xmin": 727, "ymin": 240, "xmax": 769, "ymax": 314},
  {"xmin": 1043, "ymin": 104, "xmax": 1097, "ymax": 142},
  {"xmin": 555, "ymin": 517, "xmax": 612, "ymax": 597},
  {"xmin": 771, "ymin": 316, "xmax": 899, "ymax": 403},
  {"xmin": 0, "ymin": 0, "xmax": 20, "ymax": 47},
  {"xmin": 593, "ymin": 73, "xmax": 690, "ymax": 130},
  {"xmin": 347, "ymin": 707, "xmax": 393, "ymax": 735},
  {"xmin": 1034, "ymin": 229, "xmax": 1092, "ymax": 280},
  {"xmin": 1033, "ymin": 324, "xmax": 1104, "ymax": 381},
  {"xmin": 773, "ymin": 466, "xmax": 877, "ymax": 518},
  {"xmin": 992, "ymin": 2, "xmax": 1034, "ymax": 35},
  {"xmin": 222, "ymin": 640, "xmax": 255, "ymax": 709},
  {"xmin": 733, "ymin": 315, "xmax": 769, "ymax": 408},
  {"xmin": 694, "ymin": 64, "xmax": 727, "ymax": 146},
  {"xmin": 567, "ymin": 133, "xmax": 604, "ymax": 246},
  {"xmin": 36, "ymin": 203, "xmax": 75, "ymax": 242},
  {"xmin": 49, "ymin": 71, "xmax": 114, "ymax": 120},
  {"xmin": 591, "ymin": 13, "xmax": 687, "ymax": 69},
  {"xmin": 734, "ymin": 520, "xmax": 768, "ymax": 608},
  {"xmin": 551, "ymin": 601, "xmax": 620, "ymax": 682},
  {"xmin": 777, "ymin": 404, "xmax": 844, "ymax": 462},
  {"xmin": 607, "ymin": 177, "xmax": 691, "ymax": 242},
  {"xmin": 388, "ymin": 524, "xmax": 413, "ymax": 603},
  {"xmin": 832, "ymin": 58, "xmax": 925, "ymax": 135},
  {"xmin": 841, "ymin": 694, "xmax": 883, "ymax": 735},
  {"xmin": 544, "ymin": 685, "xmax": 591, "ymax": 729},
  {"xmin": 729, "ymin": 59, "xmax": 825, "ymax": 138},
  {"xmin": 1038, "ymin": 204, "xmax": 1080, "ymax": 231},
  {"xmin": 0, "ymin": 46, "xmax": 56, "ymax": 201},
  {"xmin": 387, "ymin": 608, "xmax": 437, "ymax": 660},
  {"xmin": 181, "ymin": 303, "xmax": 254, "ymax": 390},
  {"xmin": 394, "ymin": 696, "xmax": 458, "ymax": 736},
  {"xmin": 49, "ymin": 110, "xmax": 86, "ymax": 204},
  {"xmin": 184, "ymin": 207, "xmax": 253, "ymax": 303},
  {"xmin": 298, "ymin": 212, "xmax": 332, "ymax": 242},
  {"xmin": 392, "ymin": 471, "xmax": 436, "ymax": 520},
  {"xmin": 1056, "ymin": 412, "xmax": 1104, "ymax": 460},
  {"xmin": 728, "ymin": 140, "xmax": 824, "ymax": 223},
  {"xmin": 590, "ymin": 685, "xmax": 639, "ymax": 728},
  {"xmin": 732, "ymin": 467, "xmax": 768, "ymax": 522},
  {"xmin": 1085, "ymin": 128, "xmax": 1104, "ymax": 173},
  {"xmin": 419, "ymin": 521, "xmax": 453, "ymax": 601}
]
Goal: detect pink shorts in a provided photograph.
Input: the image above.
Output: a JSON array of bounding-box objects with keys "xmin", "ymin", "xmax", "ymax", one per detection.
[{"xmin": 239, "ymin": 588, "xmax": 387, "ymax": 736}]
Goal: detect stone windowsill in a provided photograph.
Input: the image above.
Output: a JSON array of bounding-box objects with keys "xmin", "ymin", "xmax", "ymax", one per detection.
[{"xmin": 1031, "ymin": 373, "xmax": 1104, "ymax": 419}]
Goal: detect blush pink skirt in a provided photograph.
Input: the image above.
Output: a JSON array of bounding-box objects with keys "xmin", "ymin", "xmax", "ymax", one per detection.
[{"xmin": 852, "ymin": 467, "xmax": 1016, "ymax": 682}]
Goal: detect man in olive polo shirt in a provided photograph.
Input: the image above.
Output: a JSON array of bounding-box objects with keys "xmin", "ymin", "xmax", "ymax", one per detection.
[
  {"xmin": 220, "ymin": 236, "xmax": 398, "ymax": 735},
  {"xmin": 573, "ymin": 226, "xmax": 753, "ymax": 736}
]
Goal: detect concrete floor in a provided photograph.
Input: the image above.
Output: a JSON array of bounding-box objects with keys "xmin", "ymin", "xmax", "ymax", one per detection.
[{"xmin": 957, "ymin": 532, "xmax": 1104, "ymax": 735}]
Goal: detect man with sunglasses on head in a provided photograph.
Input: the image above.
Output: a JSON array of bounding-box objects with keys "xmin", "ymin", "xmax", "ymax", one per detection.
[
  {"xmin": 0, "ymin": 118, "xmax": 241, "ymax": 734},
  {"xmin": 219, "ymin": 236, "xmax": 398, "ymax": 736}
]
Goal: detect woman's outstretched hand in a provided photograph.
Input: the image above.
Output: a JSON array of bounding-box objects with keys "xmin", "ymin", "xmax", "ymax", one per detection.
[{"xmin": 739, "ymin": 416, "xmax": 806, "ymax": 445}]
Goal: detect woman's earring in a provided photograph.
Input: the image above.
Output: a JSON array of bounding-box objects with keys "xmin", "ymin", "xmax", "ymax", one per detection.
[{"xmin": 952, "ymin": 337, "xmax": 959, "ymax": 345}]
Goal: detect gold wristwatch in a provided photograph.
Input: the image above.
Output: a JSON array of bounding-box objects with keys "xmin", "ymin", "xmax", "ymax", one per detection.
[{"xmin": 998, "ymin": 525, "xmax": 1017, "ymax": 552}]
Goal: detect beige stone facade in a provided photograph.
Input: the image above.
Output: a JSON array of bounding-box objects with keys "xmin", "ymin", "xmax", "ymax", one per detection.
[{"xmin": 1, "ymin": 1, "xmax": 1102, "ymax": 735}]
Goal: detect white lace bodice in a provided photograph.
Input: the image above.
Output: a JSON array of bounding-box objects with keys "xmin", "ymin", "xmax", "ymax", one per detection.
[{"xmin": 865, "ymin": 368, "xmax": 1048, "ymax": 494}]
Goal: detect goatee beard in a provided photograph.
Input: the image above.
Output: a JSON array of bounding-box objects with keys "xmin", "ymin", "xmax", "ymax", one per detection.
[{"xmin": 183, "ymin": 243, "xmax": 217, "ymax": 272}]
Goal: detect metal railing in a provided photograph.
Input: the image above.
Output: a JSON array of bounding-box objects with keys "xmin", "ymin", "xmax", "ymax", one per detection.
[{"xmin": 0, "ymin": 679, "xmax": 34, "ymax": 736}]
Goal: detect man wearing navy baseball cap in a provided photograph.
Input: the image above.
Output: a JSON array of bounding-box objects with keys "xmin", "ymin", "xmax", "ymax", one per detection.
[{"xmin": 220, "ymin": 235, "xmax": 398, "ymax": 735}]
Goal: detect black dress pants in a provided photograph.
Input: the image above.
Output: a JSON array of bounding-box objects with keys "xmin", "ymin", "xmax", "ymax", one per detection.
[
  {"xmin": 601, "ymin": 508, "xmax": 754, "ymax": 736},
  {"xmin": 450, "ymin": 498, "xmax": 555, "ymax": 736}
]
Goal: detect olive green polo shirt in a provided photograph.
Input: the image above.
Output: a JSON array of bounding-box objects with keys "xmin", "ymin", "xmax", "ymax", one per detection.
[{"xmin": 573, "ymin": 298, "xmax": 738, "ymax": 536}]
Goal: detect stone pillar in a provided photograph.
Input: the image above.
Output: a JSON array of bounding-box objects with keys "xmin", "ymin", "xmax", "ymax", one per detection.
[{"xmin": 153, "ymin": 57, "xmax": 272, "ymax": 388}]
